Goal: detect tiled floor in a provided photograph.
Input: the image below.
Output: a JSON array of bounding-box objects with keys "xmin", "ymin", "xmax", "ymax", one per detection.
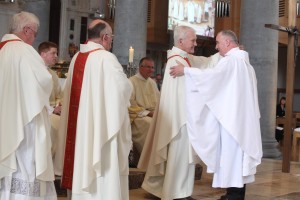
[{"xmin": 58, "ymin": 158, "xmax": 300, "ymax": 199}]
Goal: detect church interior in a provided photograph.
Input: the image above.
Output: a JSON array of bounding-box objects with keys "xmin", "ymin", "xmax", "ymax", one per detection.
[{"xmin": 2, "ymin": 0, "xmax": 300, "ymax": 199}]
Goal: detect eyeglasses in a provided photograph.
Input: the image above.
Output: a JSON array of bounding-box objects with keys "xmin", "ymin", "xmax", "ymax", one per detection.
[
  {"xmin": 105, "ymin": 33, "xmax": 114, "ymax": 39},
  {"xmin": 27, "ymin": 26, "xmax": 38, "ymax": 37}
]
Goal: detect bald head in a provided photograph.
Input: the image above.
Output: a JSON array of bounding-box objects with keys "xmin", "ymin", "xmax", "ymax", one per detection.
[
  {"xmin": 88, "ymin": 20, "xmax": 108, "ymax": 39},
  {"xmin": 89, "ymin": 19, "xmax": 107, "ymax": 29},
  {"xmin": 87, "ymin": 19, "xmax": 113, "ymax": 51}
]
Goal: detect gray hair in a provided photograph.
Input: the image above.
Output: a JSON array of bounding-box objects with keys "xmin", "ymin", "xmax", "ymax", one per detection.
[
  {"xmin": 9, "ymin": 11, "xmax": 40, "ymax": 33},
  {"xmin": 220, "ymin": 30, "xmax": 239, "ymax": 45},
  {"xmin": 174, "ymin": 25, "xmax": 195, "ymax": 46}
]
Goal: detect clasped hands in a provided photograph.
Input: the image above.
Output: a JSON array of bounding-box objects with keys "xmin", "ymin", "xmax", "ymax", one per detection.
[{"xmin": 53, "ymin": 103, "xmax": 62, "ymax": 115}]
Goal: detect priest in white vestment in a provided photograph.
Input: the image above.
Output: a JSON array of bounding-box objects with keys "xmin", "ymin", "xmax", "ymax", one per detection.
[
  {"xmin": 138, "ymin": 26, "xmax": 221, "ymax": 200},
  {"xmin": 0, "ymin": 12, "xmax": 57, "ymax": 200},
  {"xmin": 55, "ymin": 20, "xmax": 132, "ymax": 200},
  {"xmin": 39, "ymin": 41, "xmax": 63, "ymax": 158},
  {"xmin": 170, "ymin": 30, "xmax": 262, "ymax": 200},
  {"xmin": 128, "ymin": 57, "xmax": 160, "ymax": 157}
]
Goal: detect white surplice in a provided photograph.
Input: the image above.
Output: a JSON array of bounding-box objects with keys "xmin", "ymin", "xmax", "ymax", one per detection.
[
  {"xmin": 184, "ymin": 47, "xmax": 262, "ymax": 188},
  {"xmin": 55, "ymin": 41, "xmax": 132, "ymax": 200},
  {"xmin": 0, "ymin": 34, "xmax": 56, "ymax": 199}
]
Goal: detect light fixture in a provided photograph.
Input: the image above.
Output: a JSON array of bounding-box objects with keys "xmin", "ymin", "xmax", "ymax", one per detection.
[
  {"xmin": 0, "ymin": 0, "xmax": 14, "ymax": 3},
  {"xmin": 89, "ymin": 10, "xmax": 105, "ymax": 19}
]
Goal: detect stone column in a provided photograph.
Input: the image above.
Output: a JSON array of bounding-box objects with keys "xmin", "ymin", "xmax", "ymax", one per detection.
[
  {"xmin": 21, "ymin": 0, "xmax": 50, "ymax": 49},
  {"xmin": 58, "ymin": 0, "xmax": 68, "ymax": 61},
  {"xmin": 113, "ymin": 0, "xmax": 148, "ymax": 65},
  {"xmin": 240, "ymin": 0, "xmax": 280, "ymax": 158}
]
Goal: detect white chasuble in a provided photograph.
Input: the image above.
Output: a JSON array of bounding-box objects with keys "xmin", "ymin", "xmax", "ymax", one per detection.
[
  {"xmin": 185, "ymin": 47, "xmax": 262, "ymax": 187},
  {"xmin": 0, "ymin": 34, "xmax": 56, "ymax": 199},
  {"xmin": 55, "ymin": 42, "xmax": 132, "ymax": 200}
]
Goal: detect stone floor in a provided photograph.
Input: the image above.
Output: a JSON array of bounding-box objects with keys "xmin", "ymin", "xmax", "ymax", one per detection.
[{"xmin": 58, "ymin": 158, "xmax": 300, "ymax": 200}]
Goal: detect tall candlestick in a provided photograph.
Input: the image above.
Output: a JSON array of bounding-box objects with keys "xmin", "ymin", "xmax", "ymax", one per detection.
[{"xmin": 129, "ymin": 46, "xmax": 134, "ymax": 63}]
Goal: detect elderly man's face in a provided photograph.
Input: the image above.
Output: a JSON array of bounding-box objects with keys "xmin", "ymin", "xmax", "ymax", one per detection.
[
  {"xmin": 215, "ymin": 32, "xmax": 229, "ymax": 56},
  {"xmin": 24, "ymin": 24, "xmax": 38, "ymax": 45},
  {"xmin": 180, "ymin": 30, "xmax": 197, "ymax": 54}
]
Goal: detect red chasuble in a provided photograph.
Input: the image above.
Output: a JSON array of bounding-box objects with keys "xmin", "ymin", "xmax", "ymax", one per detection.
[{"xmin": 61, "ymin": 48, "xmax": 101, "ymax": 189}]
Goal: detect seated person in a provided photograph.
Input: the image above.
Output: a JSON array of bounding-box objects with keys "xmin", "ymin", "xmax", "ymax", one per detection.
[
  {"xmin": 276, "ymin": 96, "xmax": 286, "ymax": 117},
  {"xmin": 128, "ymin": 57, "xmax": 160, "ymax": 156},
  {"xmin": 275, "ymin": 97, "xmax": 286, "ymax": 142},
  {"xmin": 38, "ymin": 41, "xmax": 63, "ymax": 157}
]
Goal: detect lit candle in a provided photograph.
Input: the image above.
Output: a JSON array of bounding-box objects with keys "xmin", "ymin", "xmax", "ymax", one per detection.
[{"xmin": 129, "ymin": 46, "xmax": 134, "ymax": 63}]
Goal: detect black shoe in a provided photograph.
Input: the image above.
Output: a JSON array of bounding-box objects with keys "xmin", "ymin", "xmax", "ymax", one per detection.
[
  {"xmin": 174, "ymin": 197, "xmax": 196, "ymax": 200},
  {"xmin": 187, "ymin": 197, "xmax": 196, "ymax": 200},
  {"xmin": 144, "ymin": 193, "xmax": 160, "ymax": 199},
  {"xmin": 218, "ymin": 195, "xmax": 228, "ymax": 200}
]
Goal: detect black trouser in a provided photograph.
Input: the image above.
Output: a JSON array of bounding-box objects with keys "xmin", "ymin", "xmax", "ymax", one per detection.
[{"xmin": 225, "ymin": 184, "xmax": 246, "ymax": 200}]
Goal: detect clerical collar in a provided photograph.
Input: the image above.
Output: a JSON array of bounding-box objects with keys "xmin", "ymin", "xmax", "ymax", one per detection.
[{"xmin": 136, "ymin": 72, "xmax": 148, "ymax": 81}]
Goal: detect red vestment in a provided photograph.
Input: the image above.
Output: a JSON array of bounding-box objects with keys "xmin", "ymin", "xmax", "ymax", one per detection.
[
  {"xmin": 167, "ymin": 54, "xmax": 191, "ymax": 67},
  {"xmin": 0, "ymin": 39, "xmax": 21, "ymax": 49},
  {"xmin": 61, "ymin": 48, "xmax": 101, "ymax": 189}
]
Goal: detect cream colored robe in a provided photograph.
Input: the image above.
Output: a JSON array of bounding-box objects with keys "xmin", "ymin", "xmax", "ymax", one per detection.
[
  {"xmin": 48, "ymin": 68, "xmax": 63, "ymax": 157},
  {"xmin": 185, "ymin": 48, "xmax": 262, "ymax": 187},
  {"xmin": 0, "ymin": 34, "xmax": 56, "ymax": 199},
  {"xmin": 48, "ymin": 68, "xmax": 63, "ymax": 107},
  {"xmin": 129, "ymin": 73, "xmax": 160, "ymax": 154},
  {"xmin": 55, "ymin": 42, "xmax": 132, "ymax": 200}
]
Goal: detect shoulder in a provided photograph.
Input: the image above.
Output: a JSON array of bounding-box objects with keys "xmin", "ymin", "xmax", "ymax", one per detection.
[
  {"xmin": 129, "ymin": 75, "xmax": 138, "ymax": 83},
  {"xmin": 88, "ymin": 50, "xmax": 121, "ymax": 67},
  {"xmin": 95, "ymin": 50, "xmax": 120, "ymax": 63},
  {"xmin": 148, "ymin": 77, "xmax": 157, "ymax": 85}
]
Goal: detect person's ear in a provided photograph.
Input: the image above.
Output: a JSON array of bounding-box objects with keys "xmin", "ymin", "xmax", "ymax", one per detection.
[
  {"xmin": 103, "ymin": 34, "xmax": 109, "ymax": 41},
  {"xmin": 226, "ymin": 39, "xmax": 230, "ymax": 47},
  {"xmin": 40, "ymin": 51, "xmax": 45, "ymax": 58},
  {"xmin": 179, "ymin": 38, "xmax": 183, "ymax": 45},
  {"xmin": 23, "ymin": 26, "xmax": 29, "ymax": 35}
]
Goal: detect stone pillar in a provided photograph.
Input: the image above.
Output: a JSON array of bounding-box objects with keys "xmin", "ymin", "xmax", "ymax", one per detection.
[
  {"xmin": 113, "ymin": 0, "xmax": 148, "ymax": 65},
  {"xmin": 240, "ymin": 0, "xmax": 280, "ymax": 158},
  {"xmin": 21, "ymin": 0, "xmax": 50, "ymax": 49},
  {"xmin": 58, "ymin": 0, "xmax": 69, "ymax": 61}
]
